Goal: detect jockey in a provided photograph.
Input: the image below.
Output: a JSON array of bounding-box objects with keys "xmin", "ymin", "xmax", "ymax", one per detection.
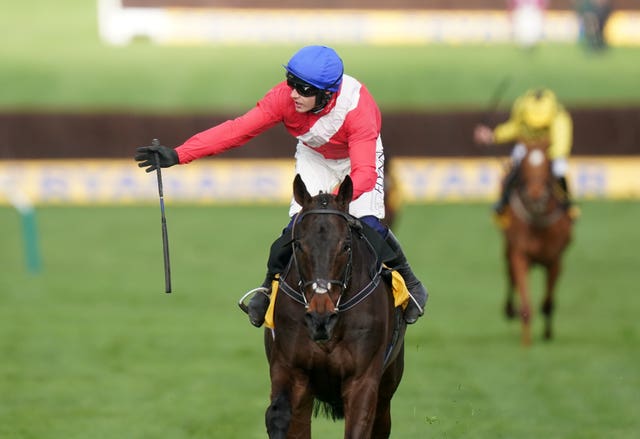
[
  {"xmin": 474, "ymin": 88, "xmax": 577, "ymax": 216},
  {"xmin": 135, "ymin": 45, "xmax": 428, "ymax": 326}
]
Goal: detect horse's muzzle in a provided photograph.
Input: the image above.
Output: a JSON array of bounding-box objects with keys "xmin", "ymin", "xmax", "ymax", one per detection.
[{"xmin": 305, "ymin": 311, "xmax": 339, "ymax": 342}]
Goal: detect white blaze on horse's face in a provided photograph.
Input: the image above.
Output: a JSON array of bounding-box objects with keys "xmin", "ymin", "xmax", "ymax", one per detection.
[{"xmin": 528, "ymin": 150, "xmax": 545, "ymax": 167}]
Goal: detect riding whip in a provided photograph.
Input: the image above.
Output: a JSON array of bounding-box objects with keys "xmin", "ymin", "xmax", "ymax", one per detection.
[
  {"xmin": 152, "ymin": 138, "xmax": 172, "ymax": 293},
  {"xmin": 485, "ymin": 75, "xmax": 511, "ymax": 124},
  {"xmin": 478, "ymin": 75, "xmax": 512, "ymax": 171}
]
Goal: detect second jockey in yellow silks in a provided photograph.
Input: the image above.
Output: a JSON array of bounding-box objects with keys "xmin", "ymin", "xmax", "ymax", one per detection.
[{"xmin": 474, "ymin": 88, "xmax": 578, "ymax": 218}]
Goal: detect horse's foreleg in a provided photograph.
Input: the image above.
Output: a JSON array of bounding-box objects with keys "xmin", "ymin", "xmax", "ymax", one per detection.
[
  {"xmin": 541, "ymin": 260, "xmax": 561, "ymax": 341},
  {"xmin": 371, "ymin": 400, "xmax": 391, "ymax": 439},
  {"xmin": 265, "ymin": 387, "xmax": 313, "ymax": 439},
  {"xmin": 266, "ymin": 390, "xmax": 292, "ymax": 439},
  {"xmin": 372, "ymin": 349, "xmax": 405, "ymax": 439},
  {"xmin": 266, "ymin": 363, "xmax": 313, "ymax": 439},
  {"xmin": 285, "ymin": 377, "xmax": 314, "ymax": 439},
  {"xmin": 510, "ymin": 251, "xmax": 532, "ymax": 346},
  {"xmin": 342, "ymin": 374, "xmax": 383, "ymax": 439}
]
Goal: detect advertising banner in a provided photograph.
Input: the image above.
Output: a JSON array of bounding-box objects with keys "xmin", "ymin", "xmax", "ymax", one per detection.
[{"xmin": 1, "ymin": 157, "xmax": 638, "ymax": 206}]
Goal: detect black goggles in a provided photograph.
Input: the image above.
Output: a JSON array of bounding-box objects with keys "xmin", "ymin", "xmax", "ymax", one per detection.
[{"xmin": 286, "ymin": 73, "xmax": 320, "ymax": 97}]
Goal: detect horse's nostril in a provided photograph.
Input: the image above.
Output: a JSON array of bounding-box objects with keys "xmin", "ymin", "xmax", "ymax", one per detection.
[{"xmin": 304, "ymin": 313, "xmax": 314, "ymax": 325}]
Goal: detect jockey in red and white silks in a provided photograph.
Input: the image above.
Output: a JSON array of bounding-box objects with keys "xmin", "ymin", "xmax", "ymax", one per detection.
[
  {"xmin": 174, "ymin": 74, "xmax": 385, "ymax": 220},
  {"xmin": 135, "ymin": 45, "xmax": 427, "ymax": 326}
]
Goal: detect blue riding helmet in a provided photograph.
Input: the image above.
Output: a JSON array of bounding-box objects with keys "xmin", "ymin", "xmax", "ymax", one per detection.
[{"xmin": 284, "ymin": 46, "xmax": 344, "ymax": 92}]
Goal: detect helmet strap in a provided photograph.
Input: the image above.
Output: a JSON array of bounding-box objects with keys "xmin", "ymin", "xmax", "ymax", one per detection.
[{"xmin": 311, "ymin": 91, "xmax": 333, "ymax": 114}]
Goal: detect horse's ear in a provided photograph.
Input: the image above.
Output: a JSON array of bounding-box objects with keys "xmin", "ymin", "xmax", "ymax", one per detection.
[
  {"xmin": 293, "ymin": 174, "xmax": 312, "ymax": 207},
  {"xmin": 335, "ymin": 175, "xmax": 353, "ymax": 211}
]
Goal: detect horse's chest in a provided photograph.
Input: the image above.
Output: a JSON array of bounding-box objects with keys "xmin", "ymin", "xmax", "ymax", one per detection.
[
  {"xmin": 288, "ymin": 343, "xmax": 357, "ymax": 375},
  {"xmin": 511, "ymin": 228, "xmax": 569, "ymax": 262}
]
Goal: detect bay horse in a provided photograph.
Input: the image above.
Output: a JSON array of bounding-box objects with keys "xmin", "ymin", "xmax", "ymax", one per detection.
[
  {"xmin": 500, "ymin": 140, "xmax": 573, "ymax": 346},
  {"xmin": 264, "ymin": 174, "xmax": 407, "ymax": 438}
]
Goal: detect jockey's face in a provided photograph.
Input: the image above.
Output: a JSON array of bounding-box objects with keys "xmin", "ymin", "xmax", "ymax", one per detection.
[{"xmin": 290, "ymin": 88, "xmax": 317, "ymax": 113}]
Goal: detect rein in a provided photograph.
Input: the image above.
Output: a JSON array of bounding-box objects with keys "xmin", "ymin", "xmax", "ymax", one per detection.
[{"xmin": 279, "ymin": 208, "xmax": 382, "ymax": 313}]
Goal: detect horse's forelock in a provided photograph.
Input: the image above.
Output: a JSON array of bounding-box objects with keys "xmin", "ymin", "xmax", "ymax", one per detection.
[{"xmin": 313, "ymin": 193, "xmax": 337, "ymax": 210}]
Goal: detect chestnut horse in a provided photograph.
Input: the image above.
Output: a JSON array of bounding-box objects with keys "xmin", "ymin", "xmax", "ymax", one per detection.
[
  {"xmin": 264, "ymin": 174, "xmax": 406, "ymax": 438},
  {"xmin": 501, "ymin": 141, "xmax": 573, "ymax": 345}
]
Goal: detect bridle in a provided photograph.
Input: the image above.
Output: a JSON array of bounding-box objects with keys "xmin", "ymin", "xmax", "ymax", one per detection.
[
  {"xmin": 511, "ymin": 161, "xmax": 565, "ymax": 227},
  {"xmin": 293, "ymin": 208, "xmax": 354, "ymax": 298},
  {"xmin": 278, "ymin": 208, "xmax": 383, "ymax": 313}
]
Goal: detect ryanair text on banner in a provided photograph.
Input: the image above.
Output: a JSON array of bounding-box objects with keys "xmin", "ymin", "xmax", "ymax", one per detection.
[{"xmin": 0, "ymin": 157, "xmax": 638, "ymax": 206}]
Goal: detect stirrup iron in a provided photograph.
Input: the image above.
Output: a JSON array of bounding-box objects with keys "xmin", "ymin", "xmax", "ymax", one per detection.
[{"xmin": 238, "ymin": 286, "xmax": 270, "ymax": 315}]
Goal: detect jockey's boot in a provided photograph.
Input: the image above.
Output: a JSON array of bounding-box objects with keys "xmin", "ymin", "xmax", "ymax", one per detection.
[
  {"xmin": 557, "ymin": 176, "xmax": 581, "ymax": 220},
  {"xmin": 493, "ymin": 165, "xmax": 519, "ymax": 215},
  {"xmin": 385, "ymin": 230, "xmax": 428, "ymax": 324},
  {"xmin": 244, "ymin": 231, "xmax": 293, "ymax": 327},
  {"xmin": 246, "ymin": 275, "xmax": 273, "ymax": 328}
]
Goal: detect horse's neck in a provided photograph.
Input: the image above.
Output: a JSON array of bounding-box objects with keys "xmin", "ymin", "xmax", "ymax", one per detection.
[
  {"xmin": 350, "ymin": 232, "xmax": 380, "ymax": 281},
  {"xmin": 513, "ymin": 171, "xmax": 565, "ymax": 226}
]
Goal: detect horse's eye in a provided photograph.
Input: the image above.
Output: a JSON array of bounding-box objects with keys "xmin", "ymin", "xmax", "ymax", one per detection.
[{"xmin": 343, "ymin": 244, "xmax": 351, "ymax": 253}]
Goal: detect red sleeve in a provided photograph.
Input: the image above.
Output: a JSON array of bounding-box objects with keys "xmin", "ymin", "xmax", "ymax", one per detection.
[
  {"xmin": 345, "ymin": 89, "xmax": 381, "ymax": 200},
  {"xmin": 175, "ymin": 86, "xmax": 285, "ymax": 163}
]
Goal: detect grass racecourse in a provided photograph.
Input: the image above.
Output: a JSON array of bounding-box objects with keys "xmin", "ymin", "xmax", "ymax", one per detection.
[{"xmin": 1, "ymin": 201, "xmax": 639, "ymax": 438}]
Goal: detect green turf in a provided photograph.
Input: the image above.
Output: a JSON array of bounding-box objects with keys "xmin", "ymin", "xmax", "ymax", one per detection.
[
  {"xmin": 1, "ymin": 201, "xmax": 638, "ymax": 438},
  {"xmin": 1, "ymin": 1, "xmax": 640, "ymax": 113}
]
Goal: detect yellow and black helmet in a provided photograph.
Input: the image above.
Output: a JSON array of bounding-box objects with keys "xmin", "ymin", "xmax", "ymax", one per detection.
[{"xmin": 521, "ymin": 88, "xmax": 559, "ymax": 128}]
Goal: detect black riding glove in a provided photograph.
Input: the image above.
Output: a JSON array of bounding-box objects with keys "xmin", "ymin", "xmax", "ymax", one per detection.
[{"xmin": 135, "ymin": 144, "xmax": 179, "ymax": 173}]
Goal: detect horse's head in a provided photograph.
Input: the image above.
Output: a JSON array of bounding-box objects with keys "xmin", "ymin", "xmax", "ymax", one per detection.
[
  {"xmin": 292, "ymin": 174, "xmax": 353, "ymax": 342},
  {"xmin": 517, "ymin": 142, "xmax": 553, "ymax": 215}
]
